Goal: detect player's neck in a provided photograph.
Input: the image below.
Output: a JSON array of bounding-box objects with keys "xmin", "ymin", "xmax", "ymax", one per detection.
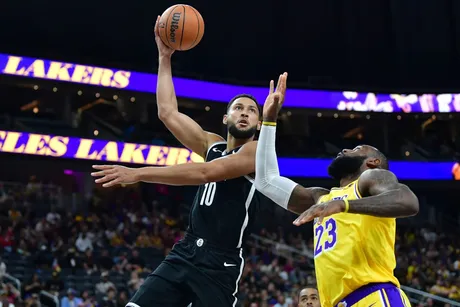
[
  {"xmin": 339, "ymin": 174, "xmax": 360, "ymax": 187},
  {"xmin": 226, "ymin": 134, "xmax": 252, "ymax": 152}
]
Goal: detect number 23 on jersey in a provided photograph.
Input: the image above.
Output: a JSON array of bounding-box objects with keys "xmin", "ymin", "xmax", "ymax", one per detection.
[
  {"xmin": 200, "ymin": 182, "xmax": 217, "ymax": 206},
  {"xmin": 314, "ymin": 218, "xmax": 338, "ymax": 257}
]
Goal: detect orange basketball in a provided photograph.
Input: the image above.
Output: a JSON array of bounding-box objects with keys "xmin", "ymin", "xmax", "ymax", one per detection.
[{"xmin": 158, "ymin": 4, "xmax": 205, "ymax": 51}]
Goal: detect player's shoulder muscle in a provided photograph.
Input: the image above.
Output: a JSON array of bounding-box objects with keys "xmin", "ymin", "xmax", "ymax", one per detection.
[
  {"xmin": 205, "ymin": 132, "xmax": 225, "ymax": 151},
  {"xmin": 358, "ymin": 169, "xmax": 399, "ymax": 197}
]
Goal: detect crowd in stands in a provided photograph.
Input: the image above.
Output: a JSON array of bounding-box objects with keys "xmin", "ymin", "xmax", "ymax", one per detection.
[{"xmin": 0, "ymin": 179, "xmax": 458, "ymax": 307}]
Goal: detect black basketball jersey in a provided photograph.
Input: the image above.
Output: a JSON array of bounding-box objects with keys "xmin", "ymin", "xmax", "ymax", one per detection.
[{"xmin": 187, "ymin": 142, "xmax": 261, "ymax": 249}]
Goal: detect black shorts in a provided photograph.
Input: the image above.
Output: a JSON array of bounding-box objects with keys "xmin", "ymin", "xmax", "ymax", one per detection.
[{"xmin": 126, "ymin": 233, "xmax": 245, "ymax": 307}]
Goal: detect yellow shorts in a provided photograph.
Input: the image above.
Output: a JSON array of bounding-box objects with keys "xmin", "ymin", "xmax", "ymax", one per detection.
[{"xmin": 336, "ymin": 283, "xmax": 411, "ymax": 307}]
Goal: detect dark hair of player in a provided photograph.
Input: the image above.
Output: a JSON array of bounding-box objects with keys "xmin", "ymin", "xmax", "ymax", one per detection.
[{"xmin": 227, "ymin": 94, "xmax": 262, "ymax": 118}]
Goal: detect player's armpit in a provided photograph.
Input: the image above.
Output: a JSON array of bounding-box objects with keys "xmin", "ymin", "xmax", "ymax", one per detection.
[
  {"xmin": 201, "ymin": 141, "xmax": 257, "ymax": 182},
  {"xmin": 348, "ymin": 169, "xmax": 419, "ymax": 217},
  {"xmin": 287, "ymin": 186, "xmax": 329, "ymax": 215}
]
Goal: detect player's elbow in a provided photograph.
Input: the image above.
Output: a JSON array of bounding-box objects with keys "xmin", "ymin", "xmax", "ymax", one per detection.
[
  {"xmin": 157, "ymin": 105, "xmax": 179, "ymax": 122},
  {"xmin": 200, "ymin": 163, "xmax": 224, "ymax": 184},
  {"xmin": 157, "ymin": 109, "xmax": 172, "ymax": 122},
  {"xmin": 254, "ymin": 177, "xmax": 269, "ymax": 193},
  {"xmin": 401, "ymin": 186, "xmax": 419, "ymax": 216},
  {"xmin": 406, "ymin": 196, "xmax": 419, "ymax": 216}
]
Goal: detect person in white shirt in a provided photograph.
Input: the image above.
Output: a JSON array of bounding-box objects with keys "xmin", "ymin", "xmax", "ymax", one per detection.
[{"xmin": 75, "ymin": 233, "xmax": 93, "ymax": 253}]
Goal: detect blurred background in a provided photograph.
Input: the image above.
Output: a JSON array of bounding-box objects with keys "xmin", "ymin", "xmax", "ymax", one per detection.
[{"xmin": 1, "ymin": 0, "xmax": 460, "ymax": 306}]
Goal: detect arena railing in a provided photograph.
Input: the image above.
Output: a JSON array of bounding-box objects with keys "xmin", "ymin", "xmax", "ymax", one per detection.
[
  {"xmin": 3, "ymin": 273, "xmax": 21, "ymax": 295},
  {"xmin": 39, "ymin": 290, "xmax": 59, "ymax": 307},
  {"xmin": 401, "ymin": 285, "xmax": 460, "ymax": 307},
  {"xmin": 249, "ymin": 234, "xmax": 314, "ymax": 267}
]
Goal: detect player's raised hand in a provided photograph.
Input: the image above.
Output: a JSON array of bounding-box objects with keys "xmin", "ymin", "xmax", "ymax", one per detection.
[
  {"xmin": 154, "ymin": 15, "xmax": 175, "ymax": 57},
  {"xmin": 293, "ymin": 199, "xmax": 346, "ymax": 226},
  {"xmin": 91, "ymin": 165, "xmax": 139, "ymax": 188},
  {"xmin": 263, "ymin": 72, "xmax": 288, "ymax": 122}
]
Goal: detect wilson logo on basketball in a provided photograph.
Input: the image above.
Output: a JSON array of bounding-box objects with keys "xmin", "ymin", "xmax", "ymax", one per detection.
[{"xmin": 169, "ymin": 13, "xmax": 181, "ymax": 43}]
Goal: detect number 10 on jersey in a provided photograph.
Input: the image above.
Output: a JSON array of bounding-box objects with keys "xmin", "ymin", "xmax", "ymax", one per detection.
[{"xmin": 200, "ymin": 182, "xmax": 216, "ymax": 206}]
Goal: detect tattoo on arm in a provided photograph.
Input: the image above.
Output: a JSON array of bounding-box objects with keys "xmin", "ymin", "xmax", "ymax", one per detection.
[{"xmin": 349, "ymin": 169, "xmax": 419, "ymax": 218}]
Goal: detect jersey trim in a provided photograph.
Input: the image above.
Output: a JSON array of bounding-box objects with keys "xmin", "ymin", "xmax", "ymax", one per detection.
[
  {"xmin": 244, "ymin": 175, "xmax": 254, "ymax": 184},
  {"xmin": 232, "ymin": 249, "xmax": 245, "ymax": 307},
  {"xmin": 236, "ymin": 184, "xmax": 256, "ymax": 248},
  {"xmin": 205, "ymin": 141, "xmax": 227, "ymax": 160},
  {"xmin": 354, "ymin": 178, "xmax": 363, "ymax": 198}
]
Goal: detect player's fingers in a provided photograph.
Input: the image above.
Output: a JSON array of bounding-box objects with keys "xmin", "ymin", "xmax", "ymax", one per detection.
[
  {"xmin": 91, "ymin": 168, "xmax": 117, "ymax": 177},
  {"xmin": 92, "ymin": 165, "xmax": 114, "ymax": 170},
  {"xmin": 281, "ymin": 72, "xmax": 288, "ymax": 94},
  {"xmin": 275, "ymin": 74, "xmax": 282, "ymax": 92},
  {"xmin": 269, "ymin": 80, "xmax": 274, "ymax": 94},
  {"xmin": 103, "ymin": 179, "xmax": 120, "ymax": 188},
  {"xmin": 154, "ymin": 16, "xmax": 160, "ymax": 35},
  {"xmin": 317, "ymin": 213, "xmax": 325, "ymax": 225},
  {"xmin": 90, "ymin": 170, "xmax": 110, "ymax": 177},
  {"xmin": 95, "ymin": 174, "xmax": 118, "ymax": 184},
  {"xmin": 293, "ymin": 210, "xmax": 312, "ymax": 226}
]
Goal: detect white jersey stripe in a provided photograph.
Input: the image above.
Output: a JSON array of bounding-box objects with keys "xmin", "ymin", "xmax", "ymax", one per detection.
[
  {"xmin": 232, "ymin": 248, "xmax": 245, "ymax": 307},
  {"xmin": 236, "ymin": 184, "xmax": 255, "ymax": 248}
]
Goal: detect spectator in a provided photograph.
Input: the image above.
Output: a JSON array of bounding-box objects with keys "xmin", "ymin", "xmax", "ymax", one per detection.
[
  {"xmin": 127, "ymin": 271, "xmax": 144, "ymax": 293},
  {"xmin": 1, "ymin": 283, "xmax": 20, "ymax": 305},
  {"xmin": 25, "ymin": 293, "xmax": 41, "ymax": 307},
  {"xmin": 99, "ymin": 288, "xmax": 117, "ymax": 307},
  {"xmin": 76, "ymin": 233, "xmax": 93, "ymax": 253},
  {"xmin": 0, "ymin": 227, "xmax": 14, "ymax": 253},
  {"xmin": 98, "ymin": 250, "xmax": 114, "ymax": 272},
  {"xmin": 95, "ymin": 272, "xmax": 116, "ymax": 296},
  {"xmin": 61, "ymin": 289, "xmax": 83, "ymax": 307},
  {"xmin": 23, "ymin": 273, "xmax": 43, "ymax": 297},
  {"xmin": 134, "ymin": 230, "xmax": 152, "ymax": 248},
  {"xmin": 82, "ymin": 249, "xmax": 97, "ymax": 275},
  {"xmin": 46, "ymin": 207, "xmax": 61, "ymax": 225},
  {"xmin": 127, "ymin": 250, "xmax": 145, "ymax": 272},
  {"xmin": 45, "ymin": 271, "xmax": 64, "ymax": 296},
  {"xmin": 78, "ymin": 290, "xmax": 96, "ymax": 307},
  {"xmin": 117, "ymin": 290, "xmax": 129, "ymax": 307}
]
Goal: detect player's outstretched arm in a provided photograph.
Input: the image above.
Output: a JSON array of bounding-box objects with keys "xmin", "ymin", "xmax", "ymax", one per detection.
[
  {"xmin": 254, "ymin": 74, "xmax": 328, "ymax": 215},
  {"xmin": 293, "ymin": 169, "xmax": 419, "ymax": 226},
  {"xmin": 154, "ymin": 17, "xmax": 223, "ymax": 159},
  {"xmin": 91, "ymin": 141, "xmax": 257, "ymax": 187}
]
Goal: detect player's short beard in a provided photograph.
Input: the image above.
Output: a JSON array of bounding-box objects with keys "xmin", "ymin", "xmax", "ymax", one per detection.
[
  {"xmin": 227, "ymin": 123, "xmax": 257, "ymax": 139},
  {"xmin": 327, "ymin": 155, "xmax": 367, "ymax": 181}
]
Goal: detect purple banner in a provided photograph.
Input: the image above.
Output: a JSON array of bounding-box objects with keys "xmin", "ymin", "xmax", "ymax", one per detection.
[
  {"xmin": 1, "ymin": 53, "xmax": 460, "ymax": 112},
  {"xmin": 0, "ymin": 130, "xmax": 204, "ymax": 166},
  {"xmin": 0, "ymin": 130, "xmax": 455, "ymax": 180}
]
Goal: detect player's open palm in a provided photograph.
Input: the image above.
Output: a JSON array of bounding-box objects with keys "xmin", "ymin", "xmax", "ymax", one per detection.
[
  {"xmin": 91, "ymin": 165, "xmax": 139, "ymax": 188},
  {"xmin": 263, "ymin": 72, "xmax": 288, "ymax": 121},
  {"xmin": 293, "ymin": 199, "xmax": 345, "ymax": 226},
  {"xmin": 154, "ymin": 15, "xmax": 175, "ymax": 57}
]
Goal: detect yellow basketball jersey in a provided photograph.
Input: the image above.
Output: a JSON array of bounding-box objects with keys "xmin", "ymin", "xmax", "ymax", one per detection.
[{"xmin": 313, "ymin": 178, "xmax": 400, "ymax": 307}]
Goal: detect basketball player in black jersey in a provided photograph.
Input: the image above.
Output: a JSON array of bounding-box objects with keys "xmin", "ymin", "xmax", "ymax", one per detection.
[{"xmin": 91, "ymin": 18, "xmax": 288, "ymax": 307}]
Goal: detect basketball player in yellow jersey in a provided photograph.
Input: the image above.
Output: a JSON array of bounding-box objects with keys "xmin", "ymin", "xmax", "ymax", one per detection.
[{"xmin": 254, "ymin": 76, "xmax": 419, "ymax": 307}]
